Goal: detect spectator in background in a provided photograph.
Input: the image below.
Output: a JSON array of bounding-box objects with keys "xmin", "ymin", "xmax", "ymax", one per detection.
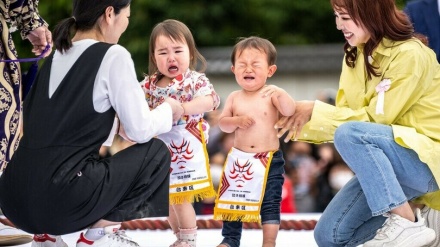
[
  {"xmin": 315, "ymin": 143, "xmax": 336, "ymax": 173},
  {"xmin": 281, "ymin": 174, "xmax": 297, "ymax": 213},
  {"xmin": 404, "ymin": 0, "xmax": 440, "ymax": 62},
  {"xmin": 282, "ymin": 141, "xmax": 318, "ymax": 212},
  {"xmin": 314, "ymin": 144, "xmax": 353, "ymax": 212},
  {"xmin": 286, "ymin": 155, "xmax": 318, "ymax": 212},
  {"xmin": 284, "ymin": 141, "xmax": 315, "ymax": 162}
]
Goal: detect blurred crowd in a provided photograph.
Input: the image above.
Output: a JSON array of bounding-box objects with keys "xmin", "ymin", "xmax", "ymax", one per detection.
[{"xmin": 100, "ymin": 88, "xmax": 354, "ymax": 215}]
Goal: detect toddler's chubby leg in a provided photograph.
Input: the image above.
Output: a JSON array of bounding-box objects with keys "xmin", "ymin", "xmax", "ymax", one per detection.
[
  {"xmin": 262, "ymin": 223, "xmax": 279, "ymax": 247},
  {"xmin": 169, "ymin": 202, "xmax": 197, "ymax": 247},
  {"xmin": 168, "ymin": 205, "xmax": 180, "ymax": 246},
  {"xmin": 173, "ymin": 202, "xmax": 197, "ymax": 229}
]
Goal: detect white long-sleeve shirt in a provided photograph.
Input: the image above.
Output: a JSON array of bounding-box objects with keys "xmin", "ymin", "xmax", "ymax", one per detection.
[{"xmin": 49, "ymin": 39, "xmax": 172, "ymax": 145}]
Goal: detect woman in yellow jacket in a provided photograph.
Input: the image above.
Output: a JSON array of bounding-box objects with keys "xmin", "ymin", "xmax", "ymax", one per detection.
[{"xmin": 276, "ymin": 0, "xmax": 440, "ymax": 246}]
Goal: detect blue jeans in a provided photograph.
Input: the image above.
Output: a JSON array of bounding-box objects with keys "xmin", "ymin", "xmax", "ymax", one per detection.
[
  {"xmin": 220, "ymin": 150, "xmax": 285, "ymax": 247},
  {"xmin": 314, "ymin": 122, "xmax": 439, "ymax": 247}
]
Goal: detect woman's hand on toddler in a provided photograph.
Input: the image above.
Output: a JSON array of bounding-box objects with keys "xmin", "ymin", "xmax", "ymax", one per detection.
[{"xmin": 164, "ymin": 98, "xmax": 184, "ymax": 122}]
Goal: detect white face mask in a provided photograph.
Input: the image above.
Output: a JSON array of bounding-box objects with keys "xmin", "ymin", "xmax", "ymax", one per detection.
[{"xmin": 329, "ymin": 171, "xmax": 354, "ymax": 191}]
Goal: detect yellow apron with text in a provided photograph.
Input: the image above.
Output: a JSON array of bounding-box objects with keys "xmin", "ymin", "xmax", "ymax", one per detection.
[{"xmin": 214, "ymin": 148, "xmax": 273, "ymax": 223}]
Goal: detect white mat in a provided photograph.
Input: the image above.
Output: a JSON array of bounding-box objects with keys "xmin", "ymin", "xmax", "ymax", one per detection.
[{"xmin": 14, "ymin": 214, "xmax": 321, "ymax": 247}]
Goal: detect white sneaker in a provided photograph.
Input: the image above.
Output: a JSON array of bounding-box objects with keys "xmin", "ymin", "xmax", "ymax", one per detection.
[
  {"xmin": 0, "ymin": 223, "xmax": 33, "ymax": 246},
  {"xmin": 421, "ymin": 206, "xmax": 440, "ymax": 247},
  {"xmin": 76, "ymin": 225, "xmax": 139, "ymax": 247},
  {"xmin": 364, "ymin": 208, "xmax": 435, "ymax": 247},
  {"xmin": 31, "ymin": 234, "xmax": 68, "ymax": 247}
]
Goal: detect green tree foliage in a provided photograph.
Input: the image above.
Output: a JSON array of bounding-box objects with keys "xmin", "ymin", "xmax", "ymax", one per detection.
[{"xmin": 13, "ymin": 0, "xmax": 409, "ymax": 76}]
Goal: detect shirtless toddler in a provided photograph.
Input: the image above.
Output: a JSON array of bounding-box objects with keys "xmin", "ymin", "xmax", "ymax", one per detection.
[{"xmin": 214, "ymin": 36, "xmax": 296, "ymax": 247}]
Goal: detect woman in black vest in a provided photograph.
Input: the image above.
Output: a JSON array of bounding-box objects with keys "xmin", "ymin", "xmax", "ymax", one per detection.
[{"xmin": 0, "ymin": 0, "xmax": 184, "ymax": 246}]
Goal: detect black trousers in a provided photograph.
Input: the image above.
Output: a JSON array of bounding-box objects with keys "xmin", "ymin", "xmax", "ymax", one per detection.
[
  {"xmin": 103, "ymin": 139, "xmax": 171, "ymax": 222},
  {"xmin": 0, "ymin": 138, "xmax": 170, "ymax": 235}
]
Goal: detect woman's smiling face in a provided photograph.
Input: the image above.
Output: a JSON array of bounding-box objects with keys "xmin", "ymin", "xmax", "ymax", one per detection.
[{"xmin": 334, "ymin": 8, "xmax": 371, "ymax": 46}]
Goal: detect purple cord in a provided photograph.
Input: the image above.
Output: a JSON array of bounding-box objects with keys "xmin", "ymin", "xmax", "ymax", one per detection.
[{"xmin": 0, "ymin": 44, "xmax": 51, "ymax": 63}]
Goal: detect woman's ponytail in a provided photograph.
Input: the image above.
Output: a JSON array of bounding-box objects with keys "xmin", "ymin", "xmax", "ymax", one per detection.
[{"xmin": 53, "ymin": 17, "xmax": 77, "ymax": 54}]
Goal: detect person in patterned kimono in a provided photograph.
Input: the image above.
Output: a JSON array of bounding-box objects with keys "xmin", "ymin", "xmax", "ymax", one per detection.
[
  {"xmin": 0, "ymin": 0, "xmax": 51, "ymax": 245},
  {"xmin": 141, "ymin": 19, "xmax": 220, "ymax": 247}
]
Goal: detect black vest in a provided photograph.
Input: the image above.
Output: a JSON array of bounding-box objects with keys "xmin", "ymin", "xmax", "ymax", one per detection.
[{"xmin": 16, "ymin": 42, "xmax": 116, "ymax": 179}]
